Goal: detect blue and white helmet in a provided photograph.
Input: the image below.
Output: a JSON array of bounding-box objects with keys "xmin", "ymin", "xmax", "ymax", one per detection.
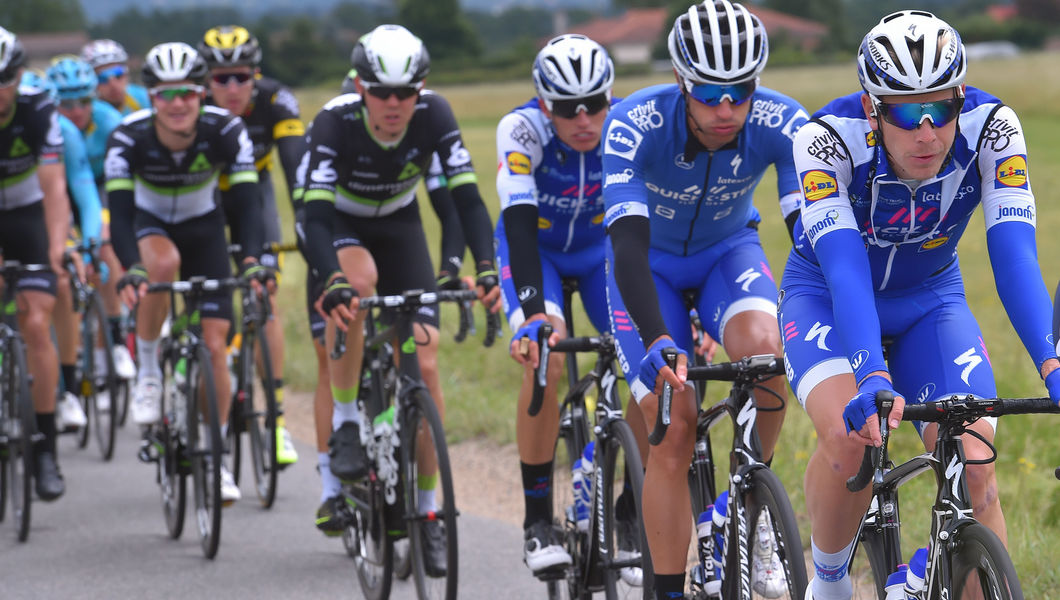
[
  {"xmin": 532, "ymin": 34, "xmax": 614, "ymax": 102},
  {"xmin": 857, "ymin": 10, "xmax": 966, "ymax": 97},
  {"xmin": 668, "ymin": 0, "xmax": 768, "ymax": 85},
  {"xmin": 0, "ymin": 26, "xmax": 26, "ymax": 84},
  {"xmin": 21, "ymin": 69, "xmax": 57, "ymax": 100},
  {"xmin": 80, "ymin": 39, "xmax": 129, "ymax": 69},
  {"xmin": 47, "ymin": 56, "xmax": 98, "ymax": 100}
]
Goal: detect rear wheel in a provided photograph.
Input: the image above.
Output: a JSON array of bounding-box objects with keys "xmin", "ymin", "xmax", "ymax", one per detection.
[
  {"xmin": 6, "ymin": 337, "xmax": 33, "ymax": 542},
  {"xmin": 947, "ymin": 521, "xmax": 1022, "ymax": 599},
  {"xmin": 404, "ymin": 388, "xmax": 458, "ymax": 600},
  {"xmin": 86, "ymin": 294, "xmax": 118, "ymax": 460},
  {"xmin": 189, "ymin": 347, "xmax": 223, "ymax": 559},
  {"xmin": 244, "ymin": 326, "xmax": 278, "ymax": 507},
  {"xmin": 547, "ymin": 402, "xmax": 589, "ymax": 600},
  {"xmin": 600, "ymin": 418, "xmax": 650, "ymax": 600}
]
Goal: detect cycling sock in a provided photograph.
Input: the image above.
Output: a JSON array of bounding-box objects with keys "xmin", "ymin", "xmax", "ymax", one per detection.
[
  {"xmin": 521, "ymin": 460, "xmax": 553, "ymax": 530},
  {"xmin": 653, "ymin": 572, "xmax": 685, "ymax": 600},
  {"xmin": 417, "ymin": 474, "xmax": 438, "ymax": 513},
  {"xmin": 137, "ymin": 337, "xmax": 161, "ymax": 378},
  {"xmin": 35, "ymin": 412, "xmax": 57, "ymax": 454},
  {"xmin": 273, "ymin": 380, "xmax": 285, "ymax": 428},
  {"xmin": 318, "ymin": 452, "xmax": 341, "ymax": 501},
  {"xmin": 809, "ymin": 535, "xmax": 855, "ymax": 599},
  {"xmin": 331, "ymin": 384, "xmax": 359, "ymax": 429},
  {"xmin": 61, "ymin": 364, "xmax": 77, "ymax": 395}
]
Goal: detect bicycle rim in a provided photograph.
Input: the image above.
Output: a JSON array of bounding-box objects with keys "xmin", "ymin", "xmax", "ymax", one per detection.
[
  {"xmin": 405, "ymin": 388, "xmax": 459, "ymax": 600},
  {"xmin": 740, "ymin": 467, "xmax": 809, "ymax": 599},
  {"xmin": 8, "ymin": 337, "xmax": 32, "ymax": 542},
  {"xmin": 247, "ymin": 329, "xmax": 278, "ymax": 507},
  {"xmin": 947, "ymin": 521, "xmax": 1022, "ymax": 600},
  {"xmin": 160, "ymin": 354, "xmax": 186, "ymax": 539},
  {"xmin": 87, "ymin": 295, "xmax": 118, "ymax": 460},
  {"xmin": 600, "ymin": 418, "xmax": 651, "ymax": 600},
  {"xmin": 190, "ymin": 347, "xmax": 223, "ymax": 559},
  {"xmin": 346, "ymin": 482, "xmax": 395, "ymax": 600}
]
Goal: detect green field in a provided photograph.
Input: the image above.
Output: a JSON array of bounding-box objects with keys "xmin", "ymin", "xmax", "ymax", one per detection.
[{"xmin": 275, "ymin": 52, "xmax": 1060, "ymax": 591}]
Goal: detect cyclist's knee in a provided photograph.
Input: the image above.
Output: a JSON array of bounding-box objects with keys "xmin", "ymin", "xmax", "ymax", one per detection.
[
  {"xmin": 815, "ymin": 432, "xmax": 868, "ymax": 478},
  {"xmin": 146, "ymin": 255, "xmax": 179, "ymax": 282},
  {"xmin": 965, "ymin": 461, "xmax": 1000, "ymax": 508}
]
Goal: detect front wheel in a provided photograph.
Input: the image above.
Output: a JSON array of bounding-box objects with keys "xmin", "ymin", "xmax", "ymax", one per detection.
[
  {"xmin": 244, "ymin": 327, "xmax": 278, "ymax": 508},
  {"xmin": 946, "ymin": 521, "xmax": 1022, "ymax": 599},
  {"xmin": 599, "ymin": 418, "xmax": 651, "ymax": 600},
  {"xmin": 86, "ymin": 293, "xmax": 119, "ymax": 460},
  {"xmin": 6, "ymin": 336, "xmax": 34, "ymax": 542},
  {"xmin": 159, "ymin": 353, "xmax": 186, "ymax": 539},
  {"xmin": 189, "ymin": 346, "xmax": 223, "ymax": 559},
  {"xmin": 403, "ymin": 388, "xmax": 458, "ymax": 600},
  {"xmin": 345, "ymin": 480, "xmax": 395, "ymax": 600},
  {"xmin": 734, "ymin": 466, "xmax": 808, "ymax": 599}
]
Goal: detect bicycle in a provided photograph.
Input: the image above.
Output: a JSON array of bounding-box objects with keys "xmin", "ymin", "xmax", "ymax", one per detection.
[
  {"xmin": 137, "ymin": 276, "xmax": 240, "ymax": 559},
  {"xmin": 0, "ymin": 261, "xmax": 47, "ymax": 542},
  {"xmin": 655, "ymin": 352, "xmax": 808, "ymax": 599},
  {"xmin": 330, "ymin": 287, "xmax": 498, "ymax": 600},
  {"xmin": 62, "ymin": 241, "xmax": 120, "ymax": 461},
  {"xmin": 844, "ymin": 392, "xmax": 1060, "ymax": 599}
]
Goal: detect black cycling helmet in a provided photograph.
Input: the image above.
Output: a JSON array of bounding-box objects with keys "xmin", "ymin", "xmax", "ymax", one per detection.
[{"xmin": 199, "ymin": 25, "xmax": 262, "ymax": 69}]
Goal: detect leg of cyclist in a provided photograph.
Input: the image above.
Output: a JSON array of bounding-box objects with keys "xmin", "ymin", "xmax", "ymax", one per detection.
[
  {"xmin": 130, "ymin": 234, "xmax": 176, "ymax": 426},
  {"xmin": 20, "ymin": 287, "xmax": 63, "ymax": 500},
  {"xmin": 53, "ymin": 256, "xmax": 87, "ymax": 430},
  {"xmin": 925, "ymin": 421, "xmax": 1006, "ymax": 543},
  {"xmin": 203, "ymin": 316, "xmax": 240, "ymax": 503},
  {"xmin": 99, "ymin": 222, "xmax": 136, "ymax": 380}
]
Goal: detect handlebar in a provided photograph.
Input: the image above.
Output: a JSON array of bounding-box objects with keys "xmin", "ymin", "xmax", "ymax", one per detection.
[
  {"xmin": 527, "ymin": 329, "xmax": 617, "ymax": 417},
  {"xmin": 227, "ymin": 241, "xmax": 301, "ymax": 256},
  {"xmin": 647, "ymin": 348, "xmax": 678, "ymax": 446},
  {"xmin": 846, "ymin": 391, "xmax": 894, "ymax": 492}
]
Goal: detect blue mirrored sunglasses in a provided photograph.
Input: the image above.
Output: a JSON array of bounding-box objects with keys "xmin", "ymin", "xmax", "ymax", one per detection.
[
  {"xmin": 684, "ymin": 80, "xmax": 756, "ymax": 106},
  {"xmin": 875, "ymin": 98, "xmax": 964, "ymax": 130},
  {"xmin": 97, "ymin": 65, "xmax": 128, "ymax": 84}
]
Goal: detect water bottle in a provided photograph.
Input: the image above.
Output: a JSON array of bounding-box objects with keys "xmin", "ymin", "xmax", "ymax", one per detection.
[
  {"xmin": 694, "ymin": 504, "xmax": 722, "ymax": 596},
  {"xmin": 175, "ymin": 357, "xmax": 187, "ymax": 387},
  {"xmin": 905, "ymin": 546, "xmax": 927, "ymax": 597},
  {"xmin": 883, "ymin": 564, "xmax": 910, "ymax": 600},
  {"xmin": 571, "ymin": 441, "xmax": 595, "ymax": 532},
  {"xmin": 711, "ymin": 490, "xmax": 729, "ymax": 580}
]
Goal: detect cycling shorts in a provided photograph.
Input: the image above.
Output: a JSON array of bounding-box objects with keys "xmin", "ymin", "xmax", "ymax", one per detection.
[
  {"xmin": 134, "ymin": 208, "xmax": 234, "ymax": 322},
  {"xmin": 607, "ymin": 226, "xmax": 778, "ymax": 402},
  {"xmin": 0, "ymin": 202, "xmax": 57, "ymax": 295},
  {"xmin": 779, "ymin": 249, "xmax": 997, "ymax": 435},
  {"xmin": 495, "ymin": 220, "xmax": 609, "ymax": 335}
]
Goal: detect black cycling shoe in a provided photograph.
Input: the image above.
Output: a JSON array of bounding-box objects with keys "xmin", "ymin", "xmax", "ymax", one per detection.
[
  {"xmin": 315, "ymin": 495, "xmax": 344, "ymax": 537},
  {"xmin": 420, "ymin": 520, "xmax": 448, "ymax": 577},
  {"xmin": 328, "ymin": 422, "xmax": 369, "ymax": 482},
  {"xmin": 35, "ymin": 451, "xmax": 65, "ymax": 501}
]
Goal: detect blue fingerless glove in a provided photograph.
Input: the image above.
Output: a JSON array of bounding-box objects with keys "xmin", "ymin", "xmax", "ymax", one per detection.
[
  {"xmin": 513, "ymin": 320, "xmax": 546, "ymax": 345},
  {"xmin": 1045, "ymin": 369, "xmax": 1060, "ymax": 405},
  {"xmin": 638, "ymin": 338, "xmax": 688, "ymax": 392},
  {"xmin": 843, "ymin": 375, "xmax": 896, "ymax": 434}
]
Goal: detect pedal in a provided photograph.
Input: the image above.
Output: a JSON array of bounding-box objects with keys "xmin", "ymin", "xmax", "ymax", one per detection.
[{"xmin": 137, "ymin": 437, "xmax": 161, "ymax": 463}]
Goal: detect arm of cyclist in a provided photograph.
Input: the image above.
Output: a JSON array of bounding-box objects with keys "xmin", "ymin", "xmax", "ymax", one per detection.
[
  {"xmin": 426, "ymin": 173, "xmax": 468, "ymax": 290},
  {"xmin": 40, "ymin": 161, "xmax": 71, "ymax": 278},
  {"xmin": 640, "ymin": 336, "xmax": 688, "ymax": 396},
  {"xmin": 275, "ymin": 124, "xmax": 307, "ymax": 206},
  {"xmin": 61, "ymin": 119, "xmax": 103, "ymax": 250}
]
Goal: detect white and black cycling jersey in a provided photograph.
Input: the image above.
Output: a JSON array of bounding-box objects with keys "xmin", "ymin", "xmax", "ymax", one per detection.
[{"xmin": 0, "ymin": 88, "xmax": 63, "ymax": 210}]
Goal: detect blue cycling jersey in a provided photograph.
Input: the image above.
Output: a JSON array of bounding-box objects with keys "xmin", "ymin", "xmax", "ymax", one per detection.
[
  {"xmin": 59, "ymin": 114, "xmax": 102, "ymax": 241},
  {"xmin": 603, "ymin": 84, "xmax": 808, "ymax": 255},
  {"xmin": 84, "ymin": 99, "xmax": 123, "ymax": 183},
  {"xmin": 119, "ymin": 84, "xmax": 150, "ymax": 116}
]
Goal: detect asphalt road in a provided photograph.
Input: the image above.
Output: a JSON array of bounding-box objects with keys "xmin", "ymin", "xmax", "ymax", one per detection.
[{"xmin": 0, "ymin": 422, "xmax": 544, "ymax": 599}]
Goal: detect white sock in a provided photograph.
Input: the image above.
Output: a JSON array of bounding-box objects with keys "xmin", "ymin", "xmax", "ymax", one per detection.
[
  {"xmin": 137, "ymin": 337, "xmax": 161, "ymax": 379},
  {"xmin": 319, "ymin": 452, "xmax": 341, "ymax": 501},
  {"xmin": 332, "ymin": 401, "xmax": 359, "ymax": 431},
  {"xmin": 418, "ymin": 487, "xmax": 437, "ymax": 513},
  {"xmin": 810, "ymin": 536, "xmax": 855, "ymax": 599}
]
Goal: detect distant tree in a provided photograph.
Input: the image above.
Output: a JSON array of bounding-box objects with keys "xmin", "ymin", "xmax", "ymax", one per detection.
[
  {"xmin": 330, "ymin": 1, "xmax": 396, "ymax": 32},
  {"xmin": 88, "ymin": 7, "xmax": 243, "ymax": 56},
  {"xmin": 0, "ymin": 0, "xmax": 85, "ymax": 32},
  {"xmin": 764, "ymin": 0, "xmax": 848, "ymax": 52},
  {"xmin": 267, "ymin": 17, "xmax": 348, "ymax": 86},
  {"xmin": 398, "ymin": 0, "xmax": 482, "ymax": 62},
  {"xmin": 1016, "ymin": 0, "xmax": 1060, "ymax": 23}
]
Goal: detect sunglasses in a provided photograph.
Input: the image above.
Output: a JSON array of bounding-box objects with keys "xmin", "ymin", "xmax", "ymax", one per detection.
[
  {"xmin": 0, "ymin": 68, "xmax": 18, "ymax": 88},
  {"xmin": 547, "ymin": 93, "xmax": 610, "ymax": 119},
  {"xmin": 211, "ymin": 72, "xmax": 253, "ymax": 86},
  {"xmin": 97, "ymin": 65, "xmax": 128, "ymax": 84},
  {"xmin": 875, "ymin": 98, "xmax": 964, "ymax": 130},
  {"xmin": 363, "ymin": 83, "xmax": 419, "ymax": 101},
  {"xmin": 59, "ymin": 97, "xmax": 94, "ymax": 110},
  {"xmin": 683, "ymin": 79, "xmax": 756, "ymax": 107},
  {"xmin": 150, "ymin": 84, "xmax": 204, "ymax": 102}
]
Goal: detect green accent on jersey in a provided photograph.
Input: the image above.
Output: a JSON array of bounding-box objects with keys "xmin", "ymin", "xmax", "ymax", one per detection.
[
  {"xmin": 401, "ymin": 336, "xmax": 415, "ymax": 355},
  {"xmin": 447, "ymin": 172, "xmax": 477, "ymax": 189},
  {"xmin": 227, "ymin": 170, "xmax": 259, "ymax": 185},
  {"xmin": 105, "ymin": 178, "xmax": 134, "ymax": 192},
  {"xmin": 336, "ymin": 185, "xmax": 411, "ymax": 208},
  {"xmin": 304, "ymin": 189, "xmax": 336, "ymax": 203},
  {"xmin": 8, "ymin": 137, "xmax": 30, "ymax": 158},
  {"xmin": 397, "ymin": 162, "xmax": 421, "ymax": 181},
  {"xmin": 188, "ymin": 153, "xmax": 212, "ymax": 173},
  {"xmin": 0, "ymin": 165, "xmax": 38, "ymax": 188},
  {"xmin": 135, "ymin": 173, "xmax": 217, "ymax": 195}
]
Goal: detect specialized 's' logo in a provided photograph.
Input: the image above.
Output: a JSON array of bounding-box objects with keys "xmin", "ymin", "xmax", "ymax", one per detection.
[
  {"xmin": 801, "ymin": 169, "xmax": 839, "ymax": 203},
  {"xmin": 506, "ymin": 151, "xmax": 531, "ymax": 175},
  {"xmin": 994, "ymin": 155, "xmax": 1028, "ymax": 189}
]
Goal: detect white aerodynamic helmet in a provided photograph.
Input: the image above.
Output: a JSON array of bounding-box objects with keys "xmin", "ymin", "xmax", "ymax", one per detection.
[
  {"xmin": 668, "ymin": 0, "xmax": 768, "ymax": 85},
  {"xmin": 350, "ymin": 25, "xmax": 430, "ymax": 87},
  {"xmin": 81, "ymin": 39, "xmax": 129, "ymax": 69},
  {"xmin": 532, "ymin": 34, "xmax": 614, "ymax": 102},
  {"xmin": 857, "ymin": 10, "xmax": 966, "ymax": 97},
  {"xmin": 141, "ymin": 42, "xmax": 209, "ymax": 88}
]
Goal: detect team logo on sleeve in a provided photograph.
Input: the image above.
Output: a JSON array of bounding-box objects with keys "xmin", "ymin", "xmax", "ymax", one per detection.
[
  {"xmin": 994, "ymin": 155, "xmax": 1028, "ymax": 189},
  {"xmin": 604, "ymin": 120, "xmax": 643, "ymax": 161},
  {"xmin": 505, "ymin": 151, "xmax": 532, "ymax": 175},
  {"xmin": 800, "ymin": 169, "xmax": 839, "ymax": 203}
]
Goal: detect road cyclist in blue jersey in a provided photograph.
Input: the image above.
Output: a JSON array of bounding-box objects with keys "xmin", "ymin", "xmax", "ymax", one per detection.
[
  {"xmin": 0, "ymin": 27, "xmax": 72, "ymax": 501},
  {"xmin": 496, "ymin": 34, "xmax": 635, "ymax": 578},
  {"xmin": 80, "ymin": 39, "xmax": 150, "ymax": 116},
  {"xmin": 601, "ymin": 2, "xmax": 809, "ymax": 598},
  {"xmin": 777, "ymin": 11, "xmax": 1060, "ymax": 600}
]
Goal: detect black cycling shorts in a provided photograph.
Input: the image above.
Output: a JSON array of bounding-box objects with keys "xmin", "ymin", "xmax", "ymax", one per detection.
[{"xmin": 0, "ymin": 202, "xmax": 57, "ymax": 295}]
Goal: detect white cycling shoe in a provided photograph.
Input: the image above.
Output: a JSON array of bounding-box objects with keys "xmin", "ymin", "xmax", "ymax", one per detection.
[{"xmin": 751, "ymin": 510, "xmax": 788, "ymax": 598}]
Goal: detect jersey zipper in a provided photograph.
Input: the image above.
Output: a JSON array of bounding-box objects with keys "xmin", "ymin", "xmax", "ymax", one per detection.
[
  {"xmin": 563, "ymin": 152, "xmax": 585, "ymax": 253},
  {"xmin": 682, "ymin": 150, "xmax": 714, "ymax": 256}
]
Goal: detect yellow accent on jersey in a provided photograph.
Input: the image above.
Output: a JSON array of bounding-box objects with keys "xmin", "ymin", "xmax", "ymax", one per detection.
[{"xmin": 273, "ymin": 118, "xmax": 305, "ymax": 139}]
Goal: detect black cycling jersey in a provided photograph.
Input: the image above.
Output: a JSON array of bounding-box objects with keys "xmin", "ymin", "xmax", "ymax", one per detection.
[
  {"xmin": 105, "ymin": 105, "xmax": 263, "ymax": 268},
  {"xmin": 0, "ymin": 88, "xmax": 63, "ymax": 210},
  {"xmin": 301, "ymin": 90, "xmax": 494, "ymax": 279}
]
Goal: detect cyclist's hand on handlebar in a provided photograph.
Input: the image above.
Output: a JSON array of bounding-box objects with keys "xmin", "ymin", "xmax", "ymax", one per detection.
[
  {"xmin": 320, "ymin": 273, "xmax": 358, "ymax": 331},
  {"xmin": 639, "ymin": 337, "xmax": 688, "ymax": 396},
  {"xmin": 436, "ymin": 270, "xmax": 463, "ymax": 291},
  {"xmin": 693, "ymin": 326, "xmax": 718, "ymax": 362},
  {"xmin": 509, "ymin": 317, "xmax": 556, "ymax": 368},
  {"xmin": 843, "ymin": 374, "xmax": 905, "ymax": 447},
  {"xmin": 1044, "ymin": 361, "xmax": 1060, "ymax": 405},
  {"xmin": 241, "ymin": 260, "xmax": 276, "ymax": 295},
  {"xmin": 474, "ymin": 266, "xmax": 501, "ymax": 313},
  {"xmin": 117, "ymin": 263, "xmax": 149, "ymax": 309}
]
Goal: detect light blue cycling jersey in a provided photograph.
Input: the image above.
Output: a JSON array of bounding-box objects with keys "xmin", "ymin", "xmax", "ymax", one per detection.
[
  {"xmin": 83, "ymin": 99, "xmax": 123, "ymax": 183},
  {"xmin": 58, "ymin": 114, "xmax": 102, "ymax": 242},
  {"xmin": 118, "ymin": 83, "xmax": 150, "ymax": 116},
  {"xmin": 602, "ymin": 84, "xmax": 807, "ymax": 254},
  {"xmin": 789, "ymin": 86, "xmax": 1055, "ymax": 382}
]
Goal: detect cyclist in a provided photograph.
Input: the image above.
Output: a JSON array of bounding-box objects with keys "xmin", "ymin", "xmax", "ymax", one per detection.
[
  {"xmin": 80, "ymin": 39, "xmax": 150, "ymax": 116},
  {"xmin": 300, "ymin": 25, "xmax": 499, "ymax": 572},
  {"xmin": 0, "ymin": 27, "xmax": 72, "ymax": 500},
  {"xmin": 45, "ymin": 56, "xmax": 130, "ymax": 429},
  {"xmin": 601, "ymin": 2, "xmax": 808, "ymax": 598},
  {"xmin": 199, "ymin": 24, "xmax": 306, "ymax": 466},
  {"xmin": 778, "ymin": 11, "xmax": 1060, "ymax": 599},
  {"xmin": 496, "ymin": 34, "xmax": 632, "ymax": 577},
  {"xmin": 106, "ymin": 42, "xmax": 266, "ymax": 504}
]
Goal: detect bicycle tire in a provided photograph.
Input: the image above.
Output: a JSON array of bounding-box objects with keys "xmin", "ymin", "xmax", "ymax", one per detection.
[
  {"xmin": 85, "ymin": 293, "xmax": 119, "ymax": 461},
  {"xmin": 245, "ymin": 325, "xmax": 278, "ymax": 508},
  {"xmin": 394, "ymin": 538, "xmax": 412, "ymax": 579},
  {"xmin": 346, "ymin": 479, "xmax": 395, "ymax": 600},
  {"xmin": 850, "ymin": 499, "xmax": 898, "ymax": 600},
  {"xmin": 733, "ymin": 466, "xmax": 809, "ymax": 600},
  {"xmin": 117, "ymin": 331, "xmax": 135, "ymax": 426},
  {"xmin": 946, "ymin": 521, "xmax": 1022, "ymax": 600},
  {"xmin": 548, "ymin": 401, "xmax": 590, "ymax": 600},
  {"xmin": 159, "ymin": 352, "xmax": 186, "ymax": 539},
  {"xmin": 403, "ymin": 387, "xmax": 459, "ymax": 600},
  {"xmin": 189, "ymin": 345, "xmax": 223, "ymax": 559},
  {"xmin": 599, "ymin": 418, "xmax": 651, "ymax": 600},
  {"xmin": 6, "ymin": 336, "xmax": 33, "ymax": 542}
]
